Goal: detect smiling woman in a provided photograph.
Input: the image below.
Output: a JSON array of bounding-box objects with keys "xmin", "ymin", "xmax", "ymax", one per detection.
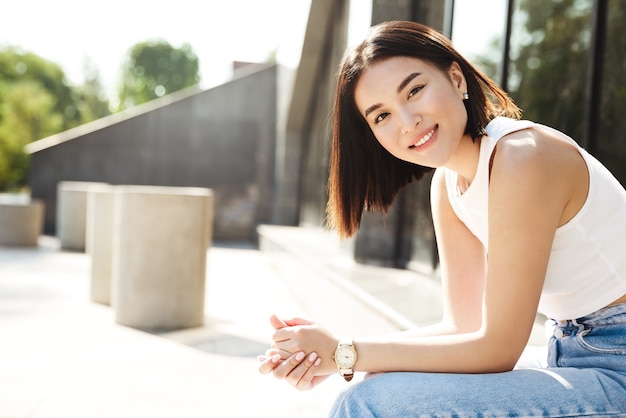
[
  {"xmin": 257, "ymin": 20, "xmax": 626, "ymax": 417},
  {"xmin": 329, "ymin": 22, "xmax": 519, "ymax": 238},
  {"xmin": 354, "ymin": 58, "xmax": 469, "ymax": 170}
]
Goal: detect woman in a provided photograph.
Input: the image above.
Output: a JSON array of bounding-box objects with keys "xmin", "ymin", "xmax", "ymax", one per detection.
[{"xmin": 258, "ymin": 21, "xmax": 626, "ymax": 417}]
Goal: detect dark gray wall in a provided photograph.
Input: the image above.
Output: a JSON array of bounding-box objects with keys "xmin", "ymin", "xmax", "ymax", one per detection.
[{"xmin": 27, "ymin": 64, "xmax": 278, "ymax": 241}]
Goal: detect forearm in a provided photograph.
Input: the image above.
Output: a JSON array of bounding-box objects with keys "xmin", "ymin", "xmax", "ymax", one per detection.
[
  {"xmin": 367, "ymin": 319, "xmax": 467, "ymax": 341},
  {"xmin": 353, "ymin": 331, "xmax": 518, "ymax": 374}
]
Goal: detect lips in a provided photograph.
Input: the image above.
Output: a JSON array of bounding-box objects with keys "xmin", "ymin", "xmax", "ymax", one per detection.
[{"xmin": 409, "ymin": 126, "xmax": 437, "ymax": 149}]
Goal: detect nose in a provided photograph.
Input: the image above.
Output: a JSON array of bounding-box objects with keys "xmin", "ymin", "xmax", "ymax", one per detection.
[{"xmin": 399, "ymin": 107, "xmax": 419, "ymax": 134}]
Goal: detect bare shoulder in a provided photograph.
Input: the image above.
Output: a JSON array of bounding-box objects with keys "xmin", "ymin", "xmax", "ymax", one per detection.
[
  {"xmin": 490, "ymin": 126, "xmax": 589, "ymax": 226},
  {"xmin": 493, "ymin": 126, "xmax": 585, "ymax": 174}
]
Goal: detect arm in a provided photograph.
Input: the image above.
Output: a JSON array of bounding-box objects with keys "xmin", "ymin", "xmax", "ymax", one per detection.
[
  {"xmin": 270, "ymin": 167, "xmax": 495, "ymax": 374},
  {"xmin": 342, "ymin": 131, "xmax": 573, "ymax": 374},
  {"xmin": 261, "ymin": 168, "xmax": 487, "ymax": 380},
  {"xmin": 429, "ymin": 167, "xmax": 487, "ymax": 335},
  {"xmin": 272, "ymin": 131, "xmax": 577, "ymax": 376},
  {"xmin": 358, "ymin": 167, "xmax": 486, "ymax": 341}
]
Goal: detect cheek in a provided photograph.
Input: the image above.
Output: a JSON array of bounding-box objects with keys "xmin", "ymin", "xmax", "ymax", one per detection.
[
  {"xmin": 454, "ymin": 103, "xmax": 469, "ymax": 135},
  {"xmin": 444, "ymin": 94, "xmax": 468, "ymax": 126}
]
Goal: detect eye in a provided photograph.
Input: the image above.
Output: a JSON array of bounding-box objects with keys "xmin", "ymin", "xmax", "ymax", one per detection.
[
  {"xmin": 408, "ymin": 85, "xmax": 425, "ymax": 98},
  {"xmin": 374, "ymin": 112, "xmax": 389, "ymax": 124}
]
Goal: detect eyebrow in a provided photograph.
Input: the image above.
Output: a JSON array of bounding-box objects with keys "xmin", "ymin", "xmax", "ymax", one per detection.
[
  {"xmin": 397, "ymin": 72, "xmax": 421, "ymax": 94},
  {"xmin": 363, "ymin": 72, "xmax": 422, "ymax": 118}
]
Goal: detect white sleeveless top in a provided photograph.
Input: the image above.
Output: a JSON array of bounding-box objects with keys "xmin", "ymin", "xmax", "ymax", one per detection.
[{"xmin": 444, "ymin": 117, "xmax": 626, "ymax": 320}]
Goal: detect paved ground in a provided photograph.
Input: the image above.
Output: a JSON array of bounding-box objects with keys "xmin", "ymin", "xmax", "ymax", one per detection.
[
  {"xmin": 0, "ymin": 227, "xmax": 548, "ymax": 417},
  {"xmin": 0, "ymin": 229, "xmax": 428, "ymax": 418},
  {"xmin": 0, "ymin": 236, "xmax": 352, "ymax": 418}
]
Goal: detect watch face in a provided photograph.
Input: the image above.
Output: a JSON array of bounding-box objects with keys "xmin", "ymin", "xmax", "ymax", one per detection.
[{"xmin": 336, "ymin": 346, "xmax": 356, "ymax": 368}]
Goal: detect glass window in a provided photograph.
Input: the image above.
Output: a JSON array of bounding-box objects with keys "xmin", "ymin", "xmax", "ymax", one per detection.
[
  {"xmin": 451, "ymin": 0, "xmax": 508, "ymax": 82},
  {"xmin": 507, "ymin": 0, "xmax": 594, "ymax": 143},
  {"xmin": 597, "ymin": 0, "xmax": 626, "ymax": 186}
]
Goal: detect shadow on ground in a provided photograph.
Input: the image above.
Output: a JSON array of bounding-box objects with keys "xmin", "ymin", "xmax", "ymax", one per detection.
[{"xmin": 153, "ymin": 317, "xmax": 269, "ymax": 358}]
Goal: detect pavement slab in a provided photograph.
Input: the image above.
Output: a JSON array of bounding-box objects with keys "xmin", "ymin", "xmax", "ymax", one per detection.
[{"xmin": 0, "ymin": 238, "xmax": 350, "ymax": 418}]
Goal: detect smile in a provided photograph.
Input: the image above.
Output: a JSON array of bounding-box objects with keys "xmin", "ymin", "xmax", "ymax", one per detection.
[{"xmin": 409, "ymin": 126, "xmax": 436, "ymax": 148}]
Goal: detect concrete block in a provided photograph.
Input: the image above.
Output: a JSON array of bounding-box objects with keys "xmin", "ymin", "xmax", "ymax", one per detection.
[
  {"xmin": 0, "ymin": 194, "xmax": 44, "ymax": 247},
  {"xmin": 112, "ymin": 185, "xmax": 213, "ymax": 331},
  {"xmin": 86, "ymin": 185, "xmax": 116, "ymax": 305},
  {"xmin": 57, "ymin": 181, "xmax": 109, "ymax": 251}
]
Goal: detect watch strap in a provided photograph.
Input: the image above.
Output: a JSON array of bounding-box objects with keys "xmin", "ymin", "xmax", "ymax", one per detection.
[{"xmin": 339, "ymin": 368, "xmax": 354, "ymax": 382}]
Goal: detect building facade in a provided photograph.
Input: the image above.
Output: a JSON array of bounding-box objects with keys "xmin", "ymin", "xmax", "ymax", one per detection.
[{"xmin": 288, "ymin": 0, "xmax": 625, "ymax": 272}]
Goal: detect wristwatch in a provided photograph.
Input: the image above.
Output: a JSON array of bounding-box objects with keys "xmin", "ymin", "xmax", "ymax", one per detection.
[{"xmin": 333, "ymin": 338, "xmax": 357, "ymax": 382}]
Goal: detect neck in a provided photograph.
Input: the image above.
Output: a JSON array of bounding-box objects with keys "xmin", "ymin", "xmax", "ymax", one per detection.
[{"xmin": 444, "ymin": 135, "xmax": 482, "ymax": 186}]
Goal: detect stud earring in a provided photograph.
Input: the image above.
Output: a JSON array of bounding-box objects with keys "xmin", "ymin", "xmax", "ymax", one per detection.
[{"xmin": 463, "ymin": 93, "xmax": 469, "ymax": 100}]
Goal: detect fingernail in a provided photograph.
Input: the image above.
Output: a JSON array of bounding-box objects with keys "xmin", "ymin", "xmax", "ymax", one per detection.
[
  {"xmin": 271, "ymin": 355, "xmax": 280, "ymax": 363},
  {"xmin": 295, "ymin": 351, "xmax": 305, "ymax": 361},
  {"xmin": 314, "ymin": 358, "xmax": 321, "ymax": 367},
  {"xmin": 257, "ymin": 355, "xmax": 266, "ymax": 362},
  {"xmin": 308, "ymin": 353, "xmax": 317, "ymax": 362}
]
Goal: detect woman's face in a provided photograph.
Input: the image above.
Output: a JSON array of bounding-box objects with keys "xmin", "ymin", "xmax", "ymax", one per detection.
[{"xmin": 354, "ymin": 56, "xmax": 469, "ymax": 169}]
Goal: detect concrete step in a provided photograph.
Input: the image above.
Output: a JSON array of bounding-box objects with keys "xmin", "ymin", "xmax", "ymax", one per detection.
[{"xmin": 257, "ymin": 225, "xmax": 548, "ymax": 346}]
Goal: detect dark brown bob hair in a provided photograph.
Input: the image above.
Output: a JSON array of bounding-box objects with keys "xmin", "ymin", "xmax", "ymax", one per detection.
[{"xmin": 326, "ymin": 21, "xmax": 520, "ymax": 238}]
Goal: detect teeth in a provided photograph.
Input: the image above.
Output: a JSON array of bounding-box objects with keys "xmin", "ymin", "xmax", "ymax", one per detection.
[{"xmin": 410, "ymin": 128, "xmax": 435, "ymax": 148}]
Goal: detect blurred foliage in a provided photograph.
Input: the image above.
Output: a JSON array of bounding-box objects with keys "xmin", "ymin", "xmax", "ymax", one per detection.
[
  {"xmin": 0, "ymin": 47, "xmax": 110, "ymax": 191},
  {"xmin": 117, "ymin": 40, "xmax": 200, "ymax": 111},
  {"xmin": 76, "ymin": 57, "xmax": 111, "ymax": 123},
  {"xmin": 502, "ymin": 0, "xmax": 625, "ymax": 184},
  {"xmin": 594, "ymin": 0, "xmax": 626, "ymax": 185},
  {"xmin": 508, "ymin": 0, "xmax": 592, "ymax": 141}
]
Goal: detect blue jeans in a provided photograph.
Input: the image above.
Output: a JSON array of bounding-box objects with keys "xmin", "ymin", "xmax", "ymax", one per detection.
[{"xmin": 328, "ymin": 303, "xmax": 626, "ymax": 417}]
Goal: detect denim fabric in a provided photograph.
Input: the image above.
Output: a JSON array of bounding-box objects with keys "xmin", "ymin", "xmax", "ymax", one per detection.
[
  {"xmin": 328, "ymin": 303, "xmax": 626, "ymax": 417},
  {"xmin": 548, "ymin": 303, "xmax": 626, "ymax": 372}
]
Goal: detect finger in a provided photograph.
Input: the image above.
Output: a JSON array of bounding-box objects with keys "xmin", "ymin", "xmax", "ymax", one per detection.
[
  {"xmin": 272, "ymin": 328, "xmax": 294, "ymax": 344},
  {"xmin": 270, "ymin": 314, "xmax": 288, "ymax": 330},
  {"xmin": 273, "ymin": 351, "xmax": 305, "ymax": 380},
  {"xmin": 283, "ymin": 317, "xmax": 314, "ymax": 326},
  {"xmin": 265, "ymin": 347, "xmax": 292, "ymax": 360},
  {"xmin": 257, "ymin": 354, "xmax": 281, "ymax": 375},
  {"xmin": 287, "ymin": 352, "xmax": 321, "ymax": 391},
  {"xmin": 297, "ymin": 358, "xmax": 324, "ymax": 391},
  {"xmin": 285, "ymin": 352, "xmax": 317, "ymax": 386}
]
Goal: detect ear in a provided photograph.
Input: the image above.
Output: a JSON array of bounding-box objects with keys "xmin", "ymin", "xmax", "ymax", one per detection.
[{"xmin": 448, "ymin": 61, "xmax": 467, "ymax": 98}]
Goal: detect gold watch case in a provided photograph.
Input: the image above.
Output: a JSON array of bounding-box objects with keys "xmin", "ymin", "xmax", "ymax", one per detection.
[{"xmin": 335, "ymin": 344, "xmax": 357, "ymax": 369}]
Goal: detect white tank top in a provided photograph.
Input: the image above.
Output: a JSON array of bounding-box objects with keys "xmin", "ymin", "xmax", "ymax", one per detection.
[{"xmin": 444, "ymin": 117, "xmax": 626, "ymax": 320}]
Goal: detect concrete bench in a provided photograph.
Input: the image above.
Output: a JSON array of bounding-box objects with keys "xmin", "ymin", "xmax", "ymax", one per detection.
[
  {"xmin": 110, "ymin": 185, "xmax": 214, "ymax": 331},
  {"xmin": 0, "ymin": 194, "xmax": 44, "ymax": 247},
  {"xmin": 57, "ymin": 181, "xmax": 109, "ymax": 251}
]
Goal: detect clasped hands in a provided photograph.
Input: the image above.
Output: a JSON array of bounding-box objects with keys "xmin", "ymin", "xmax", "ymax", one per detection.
[{"xmin": 257, "ymin": 314, "xmax": 339, "ymax": 391}]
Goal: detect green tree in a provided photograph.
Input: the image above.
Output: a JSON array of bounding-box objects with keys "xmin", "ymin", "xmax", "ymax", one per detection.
[
  {"xmin": 74, "ymin": 56, "xmax": 111, "ymax": 122},
  {"xmin": 0, "ymin": 47, "xmax": 110, "ymax": 190},
  {"xmin": 117, "ymin": 40, "xmax": 200, "ymax": 110},
  {"xmin": 0, "ymin": 48, "xmax": 72, "ymax": 190},
  {"xmin": 0, "ymin": 47, "xmax": 81, "ymax": 132},
  {"xmin": 0, "ymin": 80, "xmax": 62, "ymax": 189}
]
